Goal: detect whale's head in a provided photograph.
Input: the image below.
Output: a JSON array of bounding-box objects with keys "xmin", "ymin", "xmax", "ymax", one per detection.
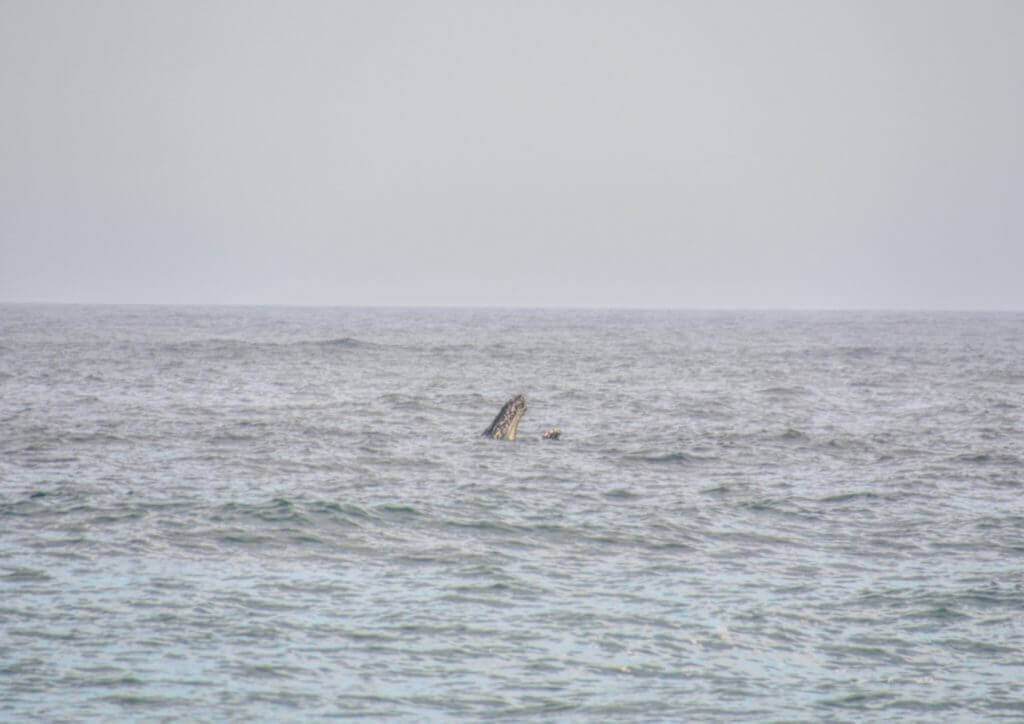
[{"xmin": 482, "ymin": 394, "xmax": 528, "ymax": 440}]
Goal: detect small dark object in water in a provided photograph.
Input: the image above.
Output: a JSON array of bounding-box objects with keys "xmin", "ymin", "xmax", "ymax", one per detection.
[{"xmin": 542, "ymin": 428, "xmax": 562, "ymax": 440}]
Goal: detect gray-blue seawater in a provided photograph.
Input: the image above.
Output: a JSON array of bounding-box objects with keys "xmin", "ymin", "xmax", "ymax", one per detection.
[{"xmin": 2, "ymin": 305, "xmax": 1022, "ymax": 721}]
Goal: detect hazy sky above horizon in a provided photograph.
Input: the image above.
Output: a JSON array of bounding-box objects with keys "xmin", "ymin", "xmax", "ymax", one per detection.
[{"xmin": 2, "ymin": 0, "xmax": 1022, "ymax": 309}]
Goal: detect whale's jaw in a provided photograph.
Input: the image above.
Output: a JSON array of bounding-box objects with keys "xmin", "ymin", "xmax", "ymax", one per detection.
[{"xmin": 482, "ymin": 395, "xmax": 527, "ymax": 441}]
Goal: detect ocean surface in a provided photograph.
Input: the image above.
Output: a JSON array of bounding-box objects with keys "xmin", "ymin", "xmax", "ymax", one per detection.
[{"xmin": 1, "ymin": 304, "xmax": 1022, "ymax": 721}]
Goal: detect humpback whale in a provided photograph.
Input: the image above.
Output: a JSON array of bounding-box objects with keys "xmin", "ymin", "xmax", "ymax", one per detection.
[
  {"xmin": 482, "ymin": 395, "xmax": 562, "ymax": 441},
  {"xmin": 482, "ymin": 394, "xmax": 527, "ymax": 440}
]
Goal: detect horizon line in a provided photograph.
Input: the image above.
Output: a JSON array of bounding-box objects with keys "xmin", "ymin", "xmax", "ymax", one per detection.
[{"xmin": 1, "ymin": 300, "xmax": 1022, "ymax": 314}]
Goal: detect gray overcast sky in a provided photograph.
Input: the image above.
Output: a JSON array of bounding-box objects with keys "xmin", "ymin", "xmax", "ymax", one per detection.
[{"xmin": 1, "ymin": 0, "xmax": 1022, "ymax": 309}]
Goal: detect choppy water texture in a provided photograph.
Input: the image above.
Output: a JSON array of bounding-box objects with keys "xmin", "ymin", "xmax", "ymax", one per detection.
[{"xmin": 2, "ymin": 305, "xmax": 1023, "ymax": 720}]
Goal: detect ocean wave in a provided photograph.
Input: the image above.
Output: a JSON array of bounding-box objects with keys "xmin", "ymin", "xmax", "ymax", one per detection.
[
  {"xmin": 950, "ymin": 452, "xmax": 1022, "ymax": 466},
  {"xmin": 314, "ymin": 336, "xmax": 371, "ymax": 350},
  {"xmin": 622, "ymin": 451, "xmax": 714, "ymax": 465},
  {"xmin": 759, "ymin": 386, "xmax": 813, "ymax": 397},
  {"xmin": 151, "ymin": 336, "xmax": 380, "ymax": 356}
]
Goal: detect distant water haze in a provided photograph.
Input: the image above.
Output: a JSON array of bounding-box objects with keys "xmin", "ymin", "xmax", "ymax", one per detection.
[{"xmin": 1, "ymin": 1, "xmax": 1022, "ymax": 309}]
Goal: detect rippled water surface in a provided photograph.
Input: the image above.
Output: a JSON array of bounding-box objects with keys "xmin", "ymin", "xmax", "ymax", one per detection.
[{"xmin": 2, "ymin": 305, "xmax": 1023, "ymax": 720}]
